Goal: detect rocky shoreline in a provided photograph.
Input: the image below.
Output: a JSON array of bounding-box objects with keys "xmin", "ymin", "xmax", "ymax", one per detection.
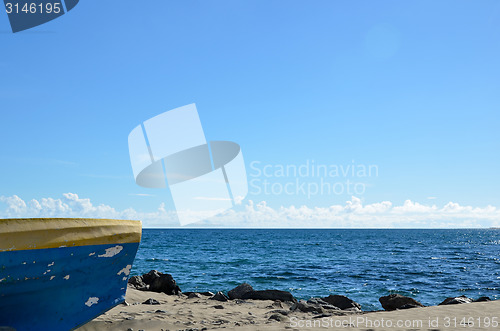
[
  {"xmin": 128, "ymin": 270, "xmax": 493, "ymax": 314},
  {"xmin": 76, "ymin": 270, "xmax": 500, "ymax": 331}
]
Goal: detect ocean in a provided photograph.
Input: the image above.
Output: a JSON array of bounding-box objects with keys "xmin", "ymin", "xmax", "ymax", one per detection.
[{"xmin": 132, "ymin": 229, "xmax": 500, "ymax": 311}]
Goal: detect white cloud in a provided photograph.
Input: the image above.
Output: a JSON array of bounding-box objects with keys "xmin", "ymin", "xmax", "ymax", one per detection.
[
  {"xmin": 0, "ymin": 194, "xmax": 499, "ymax": 229},
  {"xmin": 0, "ymin": 193, "xmax": 178, "ymax": 227}
]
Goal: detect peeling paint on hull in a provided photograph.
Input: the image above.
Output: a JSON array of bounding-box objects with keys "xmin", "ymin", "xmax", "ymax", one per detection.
[
  {"xmin": 0, "ymin": 242, "xmax": 140, "ymax": 331},
  {"xmin": 0, "ymin": 218, "xmax": 142, "ymax": 331}
]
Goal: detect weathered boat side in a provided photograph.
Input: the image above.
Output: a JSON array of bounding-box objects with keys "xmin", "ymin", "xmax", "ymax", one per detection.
[{"xmin": 0, "ymin": 218, "xmax": 142, "ymax": 331}]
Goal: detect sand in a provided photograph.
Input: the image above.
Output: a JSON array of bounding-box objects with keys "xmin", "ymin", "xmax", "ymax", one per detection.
[{"xmin": 76, "ymin": 287, "xmax": 500, "ymax": 331}]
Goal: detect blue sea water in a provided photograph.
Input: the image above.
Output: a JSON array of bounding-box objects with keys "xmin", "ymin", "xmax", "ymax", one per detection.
[{"xmin": 132, "ymin": 229, "xmax": 500, "ymax": 311}]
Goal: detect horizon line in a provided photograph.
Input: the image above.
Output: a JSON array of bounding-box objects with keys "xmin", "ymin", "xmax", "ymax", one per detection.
[{"xmin": 142, "ymin": 227, "xmax": 498, "ymax": 230}]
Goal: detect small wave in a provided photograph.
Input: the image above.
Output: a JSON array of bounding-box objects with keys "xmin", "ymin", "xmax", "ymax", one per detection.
[
  {"xmin": 288, "ymin": 287, "xmax": 303, "ymax": 291},
  {"xmin": 275, "ymin": 271, "xmax": 298, "ymax": 277},
  {"xmin": 349, "ymin": 274, "xmax": 364, "ymax": 279}
]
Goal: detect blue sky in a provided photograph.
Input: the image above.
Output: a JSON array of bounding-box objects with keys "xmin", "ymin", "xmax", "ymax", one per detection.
[{"xmin": 1, "ymin": 1, "xmax": 499, "ymax": 227}]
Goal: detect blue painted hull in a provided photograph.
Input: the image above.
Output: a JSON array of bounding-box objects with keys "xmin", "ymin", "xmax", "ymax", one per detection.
[{"xmin": 0, "ymin": 242, "xmax": 140, "ymax": 331}]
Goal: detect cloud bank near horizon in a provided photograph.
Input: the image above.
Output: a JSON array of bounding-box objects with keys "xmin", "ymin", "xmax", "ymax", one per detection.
[{"xmin": 0, "ymin": 193, "xmax": 499, "ymax": 228}]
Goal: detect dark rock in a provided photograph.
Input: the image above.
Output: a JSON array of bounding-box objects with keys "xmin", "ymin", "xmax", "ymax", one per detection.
[
  {"xmin": 307, "ymin": 298, "xmax": 330, "ymax": 306},
  {"xmin": 306, "ymin": 297, "xmax": 341, "ymax": 311},
  {"xmin": 155, "ymin": 310, "xmax": 167, "ymax": 313},
  {"xmin": 322, "ymin": 295, "xmax": 362, "ymax": 310},
  {"xmin": 128, "ymin": 275, "xmax": 149, "ymax": 291},
  {"xmin": 399, "ymin": 303, "xmax": 421, "ymax": 309},
  {"xmin": 290, "ymin": 301, "xmax": 324, "ymax": 314},
  {"xmin": 313, "ymin": 313, "xmax": 333, "ymax": 319},
  {"xmin": 267, "ymin": 309, "xmax": 289, "ymax": 316},
  {"xmin": 292, "ymin": 299, "xmax": 341, "ymax": 313},
  {"xmin": 213, "ymin": 305, "xmax": 224, "ymax": 309},
  {"xmin": 142, "ymin": 298, "xmax": 160, "ymax": 305},
  {"xmin": 188, "ymin": 293, "xmax": 203, "ymax": 299},
  {"xmin": 199, "ymin": 291, "xmax": 215, "ymax": 297},
  {"xmin": 439, "ymin": 296, "xmax": 472, "ymax": 305},
  {"xmin": 228, "ymin": 283, "xmax": 253, "ymax": 299},
  {"xmin": 210, "ymin": 291, "xmax": 229, "ymax": 302},
  {"xmin": 128, "ymin": 270, "xmax": 181, "ymax": 295},
  {"xmin": 379, "ymin": 294, "xmax": 424, "ymax": 311},
  {"xmin": 241, "ymin": 290, "xmax": 296, "ymax": 302},
  {"xmin": 148, "ymin": 271, "xmax": 180, "ymax": 295},
  {"xmin": 475, "ymin": 296, "xmax": 491, "ymax": 302}
]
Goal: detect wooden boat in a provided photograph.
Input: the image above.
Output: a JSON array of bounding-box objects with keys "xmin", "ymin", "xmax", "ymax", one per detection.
[{"xmin": 0, "ymin": 218, "xmax": 142, "ymax": 331}]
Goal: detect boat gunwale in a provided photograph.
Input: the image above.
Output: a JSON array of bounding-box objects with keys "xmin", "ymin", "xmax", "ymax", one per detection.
[{"xmin": 0, "ymin": 218, "xmax": 142, "ymax": 252}]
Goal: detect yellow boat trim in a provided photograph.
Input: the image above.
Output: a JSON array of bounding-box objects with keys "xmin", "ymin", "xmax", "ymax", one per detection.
[{"xmin": 0, "ymin": 218, "xmax": 142, "ymax": 252}]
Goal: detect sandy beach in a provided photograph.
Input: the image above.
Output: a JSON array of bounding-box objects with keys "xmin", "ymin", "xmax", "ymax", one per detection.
[{"xmin": 77, "ymin": 286, "xmax": 500, "ymax": 331}]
